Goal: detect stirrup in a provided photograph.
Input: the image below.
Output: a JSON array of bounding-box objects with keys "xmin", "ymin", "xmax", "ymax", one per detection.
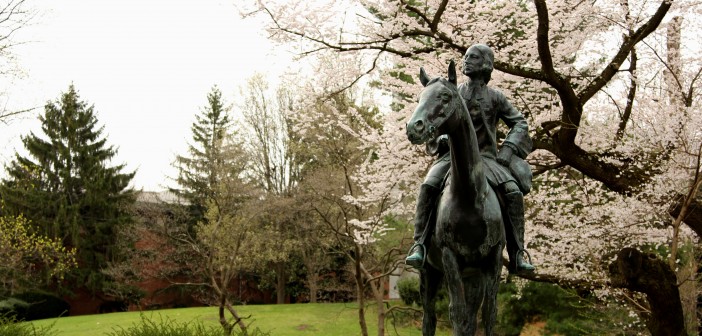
[
  {"xmin": 518, "ymin": 249, "xmax": 533, "ymax": 265},
  {"xmin": 515, "ymin": 249, "xmax": 535, "ymax": 273},
  {"xmin": 406, "ymin": 242, "xmax": 427, "ymax": 269}
]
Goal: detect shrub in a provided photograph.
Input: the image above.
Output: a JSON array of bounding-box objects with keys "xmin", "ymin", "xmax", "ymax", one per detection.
[
  {"xmin": 496, "ymin": 281, "xmax": 641, "ymax": 335},
  {"xmin": 0, "ymin": 314, "xmax": 56, "ymax": 336},
  {"xmin": 396, "ymin": 276, "xmax": 420, "ymax": 306},
  {"xmin": 10, "ymin": 291, "xmax": 69, "ymax": 321},
  {"xmin": 0, "ymin": 298, "xmax": 29, "ymax": 321}
]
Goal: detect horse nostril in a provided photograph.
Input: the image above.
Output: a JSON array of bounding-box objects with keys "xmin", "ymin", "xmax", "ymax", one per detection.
[{"xmin": 414, "ymin": 120, "xmax": 425, "ymax": 132}]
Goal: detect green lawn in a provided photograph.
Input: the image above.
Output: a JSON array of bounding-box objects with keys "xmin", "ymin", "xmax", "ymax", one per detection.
[{"xmin": 28, "ymin": 302, "xmax": 452, "ymax": 336}]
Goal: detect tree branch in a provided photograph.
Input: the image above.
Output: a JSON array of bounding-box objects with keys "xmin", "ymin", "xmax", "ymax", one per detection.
[{"xmin": 577, "ymin": 0, "xmax": 671, "ymax": 103}]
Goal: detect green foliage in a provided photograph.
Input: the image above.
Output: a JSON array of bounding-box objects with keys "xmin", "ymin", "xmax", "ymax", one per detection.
[
  {"xmin": 395, "ymin": 276, "xmax": 450, "ymax": 327},
  {"xmin": 106, "ymin": 314, "xmax": 270, "ymax": 336},
  {"xmin": 0, "ymin": 85, "xmax": 135, "ymax": 294},
  {"xmin": 396, "ymin": 277, "xmax": 420, "ymax": 306},
  {"xmin": 497, "ymin": 281, "xmax": 638, "ymax": 335},
  {"xmin": 101, "ymin": 282, "xmax": 146, "ymax": 306},
  {"xmin": 11, "ymin": 290, "xmax": 70, "ymax": 321},
  {"xmin": 0, "ymin": 298, "xmax": 29, "ymax": 320},
  {"xmin": 0, "ymin": 212, "xmax": 77, "ymax": 295},
  {"xmin": 0, "ymin": 314, "xmax": 56, "ymax": 336}
]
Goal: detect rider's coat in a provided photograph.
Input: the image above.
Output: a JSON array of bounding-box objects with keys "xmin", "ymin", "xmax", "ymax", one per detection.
[
  {"xmin": 423, "ymin": 80, "xmax": 532, "ymax": 194},
  {"xmin": 457, "ymin": 80, "xmax": 532, "ymax": 193}
]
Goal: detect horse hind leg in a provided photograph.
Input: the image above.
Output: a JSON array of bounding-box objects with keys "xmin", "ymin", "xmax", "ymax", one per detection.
[{"xmin": 420, "ymin": 265, "xmax": 443, "ymax": 336}]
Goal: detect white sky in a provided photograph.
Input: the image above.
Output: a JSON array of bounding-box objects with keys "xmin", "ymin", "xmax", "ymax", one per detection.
[{"xmin": 0, "ymin": 0, "xmax": 293, "ymax": 191}]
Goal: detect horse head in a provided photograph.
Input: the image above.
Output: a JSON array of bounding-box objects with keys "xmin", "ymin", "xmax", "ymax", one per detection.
[{"xmin": 406, "ymin": 60, "xmax": 462, "ymax": 145}]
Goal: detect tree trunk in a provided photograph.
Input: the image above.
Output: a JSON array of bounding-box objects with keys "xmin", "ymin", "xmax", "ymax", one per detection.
[
  {"xmin": 679, "ymin": 252, "xmax": 699, "ymax": 335},
  {"xmin": 665, "ymin": 16, "xmax": 682, "ymax": 106},
  {"xmin": 308, "ymin": 272, "xmax": 319, "ymax": 303},
  {"xmin": 354, "ymin": 247, "xmax": 369, "ymax": 336},
  {"xmin": 225, "ymin": 301, "xmax": 248, "ymax": 336},
  {"xmin": 219, "ymin": 294, "xmax": 234, "ymax": 336},
  {"xmin": 609, "ymin": 247, "xmax": 685, "ymax": 336},
  {"xmin": 373, "ymin": 278, "xmax": 386, "ymax": 336},
  {"xmin": 276, "ymin": 262, "xmax": 286, "ymax": 304}
]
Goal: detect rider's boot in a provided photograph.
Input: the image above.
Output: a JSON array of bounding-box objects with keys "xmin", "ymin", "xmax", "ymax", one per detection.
[
  {"xmin": 405, "ymin": 184, "xmax": 440, "ymax": 269},
  {"xmin": 504, "ymin": 190, "xmax": 535, "ymax": 274}
]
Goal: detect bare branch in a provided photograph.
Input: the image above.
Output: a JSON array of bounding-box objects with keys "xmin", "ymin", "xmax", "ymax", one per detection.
[{"xmin": 578, "ymin": 0, "xmax": 671, "ymax": 103}]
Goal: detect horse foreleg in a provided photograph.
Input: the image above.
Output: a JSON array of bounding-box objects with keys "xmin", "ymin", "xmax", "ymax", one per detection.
[
  {"xmin": 442, "ymin": 248, "xmax": 480, "ymax": 336},
  {"xmin": 481, "ymin": 244, "xmax": 503, "ymax": 336},
  {"xmin": 420, "ymin": 266, "xmax": 443, "ymax": 336},
  {"xmin": 463, "ymin": 269, "xmax": 485, "ymax": 336}
]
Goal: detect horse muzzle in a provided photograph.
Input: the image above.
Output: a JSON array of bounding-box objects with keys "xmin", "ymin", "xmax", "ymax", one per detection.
[{"xmin": 406, "ymin": 119, "xmax": 434, "ymax": 145}]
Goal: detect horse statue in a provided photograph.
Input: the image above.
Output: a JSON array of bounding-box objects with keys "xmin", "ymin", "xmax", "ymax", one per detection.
[{"xmin": 405, "ymin": 60, "xmax": 505, "ymax": 336}]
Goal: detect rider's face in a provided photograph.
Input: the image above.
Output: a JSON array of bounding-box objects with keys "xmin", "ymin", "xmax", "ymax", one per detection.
[{"xmin": 462, "ymin": 48, "xmax": 483, "ymax": 77}]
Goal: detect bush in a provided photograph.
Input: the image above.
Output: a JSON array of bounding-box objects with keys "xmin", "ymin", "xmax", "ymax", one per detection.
[
  {"xmin": 102, "ymin": 282, "xmax": 146, "ymax": 306},
  {"xmin": 0, "ymin": 298, "xmax": 29, "ymax": 321},
  {"xmin": 106, "ymin": 314, "xmax": 271, "ymax": 336},
  {"xmin": 496, "ymin": 281, "xmax": 640, "ymax": 336},
  {"xmin": 10, "ymin": 291, "xmax": 69, "ymax": 321},
  {"xmin": 0, "ymin": 314, "xmax": 56, "ymax": 336},
  {"xmin": 397, "ymin": 276, "xmax": 420, "ymax": 306}
]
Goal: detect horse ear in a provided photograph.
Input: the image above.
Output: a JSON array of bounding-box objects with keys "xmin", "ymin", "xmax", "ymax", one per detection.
[
  {"xmin": 448, "ymin": 60, "xmax": 457, "ymax": 85},
  {"xmin": 419, "ymin": 67, "xmax": 430, "ymax": 87}
]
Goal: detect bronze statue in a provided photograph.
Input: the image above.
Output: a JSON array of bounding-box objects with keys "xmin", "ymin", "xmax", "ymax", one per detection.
[
  {"xmin": 404, "ymin": 44, "xmax": 535, "ymax": 335},
  {"xmin": 406, "ymin": 44, "xmax": 535, "ymax": 275},
  {"xmin": 406, "ymin": 59, "xmax": 504, "ymax": 335}
]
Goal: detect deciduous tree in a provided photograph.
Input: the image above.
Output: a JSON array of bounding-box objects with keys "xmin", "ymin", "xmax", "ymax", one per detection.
[
  {"xmin": 288, "ymin": 57, "xmax": 413, "ymax": 336},
  {"xmin": 238, "ymin": 74, "xmax": 303, "ymax": 304},
  {"xmin": 0, "ymin": 210, "xmax": 77, "ymax": 296},
  {"xmin": 244, "ymin": 0, "xmax": 702, "ymax": 332},
  {"xmin": 0, "ymin": 0, "xmax": 35, "ymax": 124}
]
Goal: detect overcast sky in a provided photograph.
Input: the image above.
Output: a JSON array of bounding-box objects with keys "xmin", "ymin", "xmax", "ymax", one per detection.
[{"xmin": 0, "ymin": 0, "xmax": 292, "ymax": 191}]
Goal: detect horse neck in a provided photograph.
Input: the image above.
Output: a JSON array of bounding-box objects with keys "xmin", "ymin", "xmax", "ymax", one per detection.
[{"xmin": 446, "ymin": 98, "xmax": 487, "ymax": 204}]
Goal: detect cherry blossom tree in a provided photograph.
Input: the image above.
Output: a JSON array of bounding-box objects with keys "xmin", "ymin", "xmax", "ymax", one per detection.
[
  {"xmin": 0, "ymin": 0, "xmax": 35, "ymax": 123},
  {"xmin": 242, "ymin": 0, "xmax": 702, "ymax": 333},
  {"xmin": 280, "ymin": 54, "xmax": 418, "ymax": 336}
]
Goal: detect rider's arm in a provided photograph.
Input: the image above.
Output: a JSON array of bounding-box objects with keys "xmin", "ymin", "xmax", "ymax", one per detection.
[{"xmin": 494, "ymin": 90, "xmax": 532, "ymax": 159}]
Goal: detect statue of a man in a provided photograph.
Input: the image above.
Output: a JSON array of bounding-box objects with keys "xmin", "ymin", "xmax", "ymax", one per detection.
[{"xmin": 406, "ymin": 43, "xmax": 535, "ymax": 274}]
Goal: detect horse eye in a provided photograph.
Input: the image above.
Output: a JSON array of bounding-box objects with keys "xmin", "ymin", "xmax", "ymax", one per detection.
[{"xmin": 440, "ymin": 92, "xmax": 451, "ymax": 102}]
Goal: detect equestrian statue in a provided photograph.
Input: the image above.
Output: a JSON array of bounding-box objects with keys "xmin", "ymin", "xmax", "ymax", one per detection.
[{"xmin": 404, "ymin": 43, "xmax": 534, "ymax": 336}]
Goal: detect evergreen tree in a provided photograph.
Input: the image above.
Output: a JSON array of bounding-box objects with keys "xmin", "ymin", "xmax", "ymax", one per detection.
[
  {"xmin": 0, "ymin": 85, "xmax": 135, "ymax": 292},
  {"xmin": 171, "ymin": 86, "xmax": 233, "ymax": 227}
]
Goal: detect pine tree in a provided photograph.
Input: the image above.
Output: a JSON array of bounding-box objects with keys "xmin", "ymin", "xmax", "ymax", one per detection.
[
  {"xmin": 171, "ymin": 86, "xmax": 233, "ymax": 227},
  {"xmin": 0, "ymin": 85, "xmax": 135, "ymax": 292}
]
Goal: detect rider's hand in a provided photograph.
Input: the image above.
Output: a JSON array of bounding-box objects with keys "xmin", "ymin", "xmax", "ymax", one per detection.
[{"xmin": 497, "ymin": 146, "xmax": 513, "ymax": 166}]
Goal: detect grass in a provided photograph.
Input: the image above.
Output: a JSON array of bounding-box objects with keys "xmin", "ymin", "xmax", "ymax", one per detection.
[{"xmin": 28, "ymin": 302, "xmax": 452, "ymax": 336}]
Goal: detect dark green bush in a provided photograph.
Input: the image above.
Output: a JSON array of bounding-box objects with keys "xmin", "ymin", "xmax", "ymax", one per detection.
[
  {"xmin": 10, "ymin": 291, "xmax": 69, "ymax": 321},
  {"xmin": 0, "ymin": 298, "xmax": 29, "ymax": 321},
  {"xmin": 397, "ymin": 276, "xmax": 420, "ymax": 306},
  {"xmin": 395, "ymin": 276, "xmax": 453, "ymax": 331}
]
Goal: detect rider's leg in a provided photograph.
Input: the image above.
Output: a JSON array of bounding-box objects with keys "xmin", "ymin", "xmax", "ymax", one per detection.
[
  {"xmin": 406, "ymin": 157, "xmax": 449, "ymax": 269},
  {"xmin": 500, "ymin": 181, "xmax": 535, "ymax": 274},
  {"xmin": 405, "ymin": 183, "xmax": 441, "ymax": 268}
]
